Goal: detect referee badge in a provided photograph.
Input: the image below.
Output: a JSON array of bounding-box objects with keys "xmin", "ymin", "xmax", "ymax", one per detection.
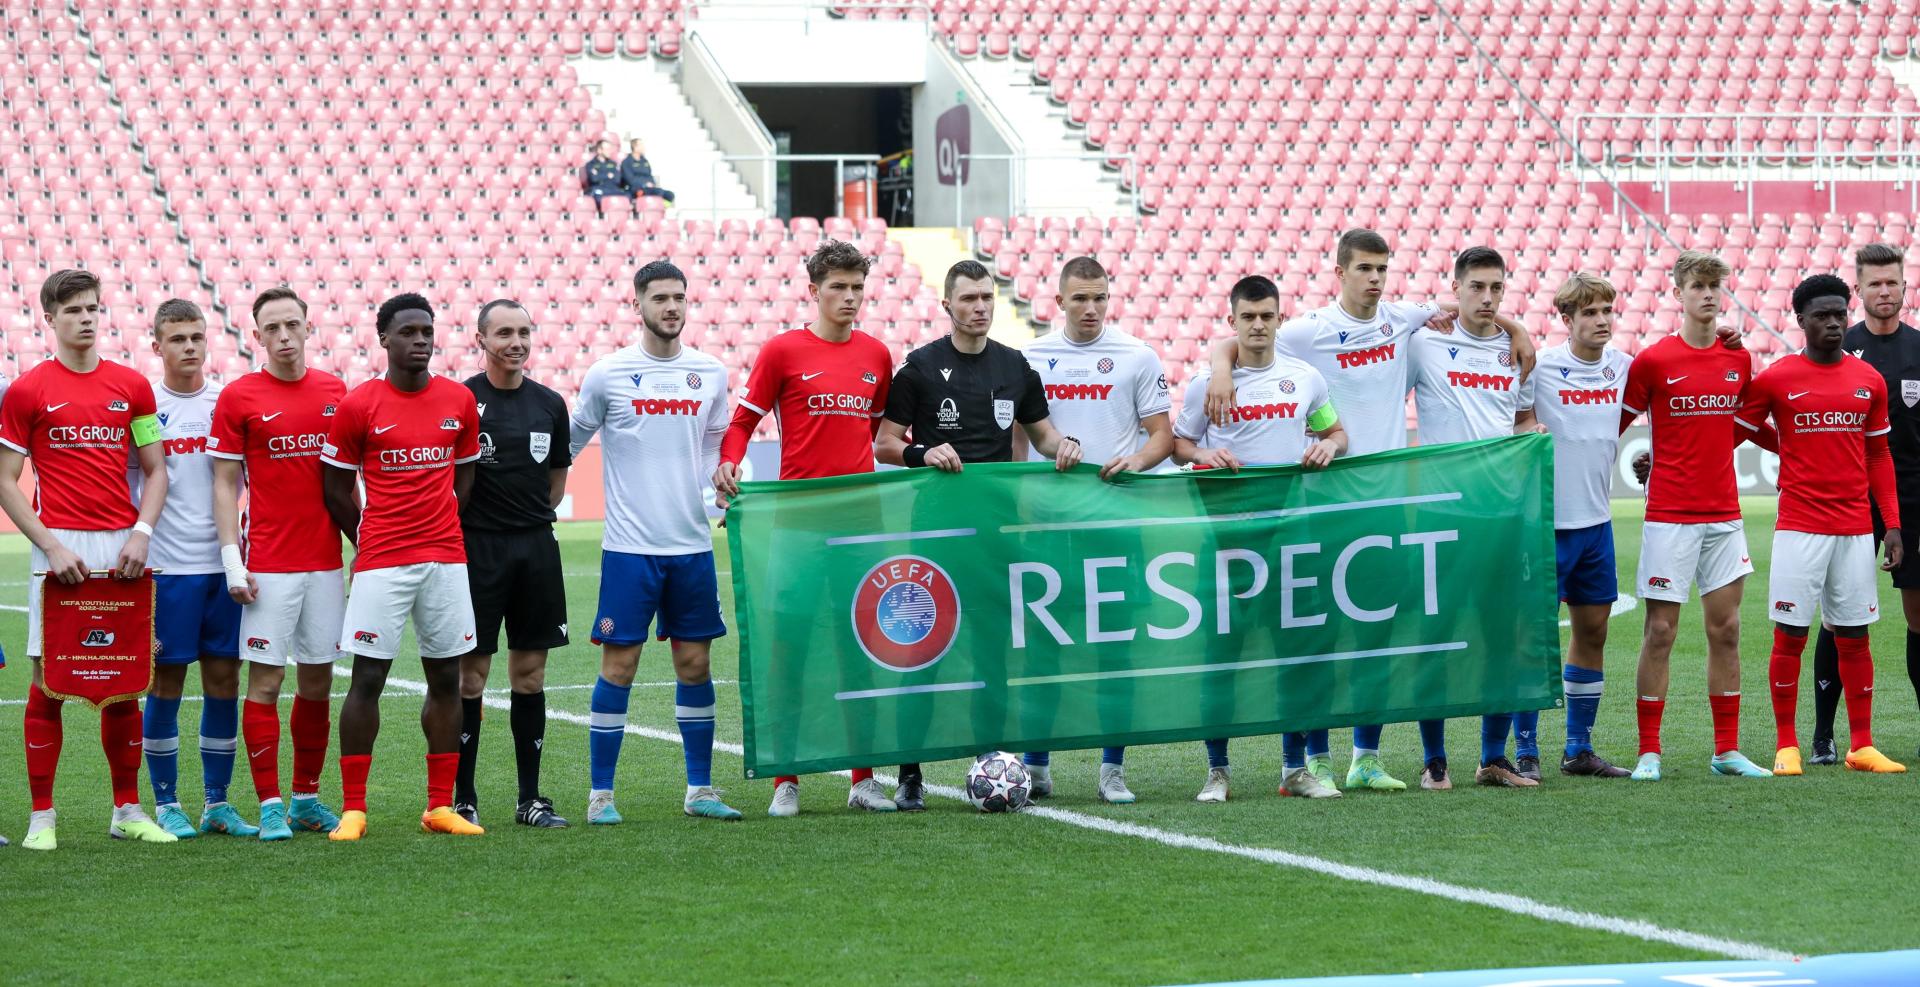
[
  {"xmin": 1903, "ymin": 380, "xmax": 1919, "ymax": 408},
  {"xmin": 994, "ymin": 399, "xmax": 1015, "ymax": 430},
  {"xmin": 529, "ymin": 431, "xmax": 551, "ymax": 463}
]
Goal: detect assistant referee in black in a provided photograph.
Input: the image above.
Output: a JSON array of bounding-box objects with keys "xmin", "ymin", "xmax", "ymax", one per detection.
[
  {"xmin": 1812, "ymin": 243, "xmax": 1920, "ymax": 762},
  {"xmin": 456, "ymin": 298, "xmax": 574, "ymax": 828},
  {"xmin": 875, "ymin": 260, "xmax": 1083, "ymax": 809}
]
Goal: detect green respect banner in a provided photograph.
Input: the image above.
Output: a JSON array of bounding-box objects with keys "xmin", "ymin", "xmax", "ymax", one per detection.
[{"xmin": 726, "ymin": 433, "xmax": 1561, "ymax": 778}]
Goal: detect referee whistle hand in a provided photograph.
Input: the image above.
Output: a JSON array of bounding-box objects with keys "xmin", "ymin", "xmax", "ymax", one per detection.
[
  {"xmin": 1885, "ymin": 529, "xmax": 1904, "ymax": 571},
  {"xmin": 926, "ymin": 444, "xmax": 964, "ymax": 472},
  {"xmin": 45, "ymin": 544, "xmax": 87, "ymax": 585}
]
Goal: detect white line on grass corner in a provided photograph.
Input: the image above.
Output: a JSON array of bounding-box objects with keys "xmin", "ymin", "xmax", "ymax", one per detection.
[
  {"xmin": 352, "ymin": 666, "xmax": 1794, "ymax": 964},
  {"xmin": 1560, "ymin": 593, "xmax": 1638, "ymax": 628}
]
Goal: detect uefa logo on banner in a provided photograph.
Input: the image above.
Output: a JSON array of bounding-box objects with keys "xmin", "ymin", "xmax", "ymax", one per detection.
[{"xmin": 851, "ymin": 555, "xmax": 961, "ymax": 672}]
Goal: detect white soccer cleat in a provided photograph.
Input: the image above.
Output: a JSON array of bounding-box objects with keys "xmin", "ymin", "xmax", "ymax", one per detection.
[
  {"xmin": 767, "ymin": 780, "xmax": 800, "ymax": 818},
  {"xmin": 1027, "ymin": 764, "xmax": 1053, "ymax": 799},
  {"xmin": 1195, "ymin": 766, "xmax": 1230, "ymax": 803},
  {"xmin": 1097, "ymin": 763, "xmax": 1136, "ymax": 804},
  {"xmin": 846, "ymin": 778, "xmax": 898, "ymax": 812},
  {"xmin": 1630, "ymin": 752, "xmax": 1663, "ymax": 782},
  {"xmin": 1279, "ymin": 766, "xmax": 1343, "ymax": 799}
]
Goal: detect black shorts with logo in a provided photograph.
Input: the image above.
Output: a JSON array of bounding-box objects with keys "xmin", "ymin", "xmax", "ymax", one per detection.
[{"xmin": 464, "ymin": 526, "xmax": 570, "ymax": 653}]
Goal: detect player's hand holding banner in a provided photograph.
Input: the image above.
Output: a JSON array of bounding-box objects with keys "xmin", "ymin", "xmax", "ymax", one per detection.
[
  {"xmin": 38, "ymin": 569, "xmax": 157, "ymax": 708},
  {"xmin": 727, "ymin": 433, "xmax": 1561, "ymax": 778}
]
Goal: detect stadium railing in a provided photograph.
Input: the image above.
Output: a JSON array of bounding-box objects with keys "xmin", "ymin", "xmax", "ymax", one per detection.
[{"xmin": 711, "ymin": 153, "xmax": 883, "ymax": 221}]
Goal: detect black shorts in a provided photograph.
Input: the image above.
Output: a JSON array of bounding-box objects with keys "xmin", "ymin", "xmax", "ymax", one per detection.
[
  {"xmin": 1873, "ymin": 501, "xmax": 1920, "ymax": 589},
  {"xmin": 464, "ymin": 527, "xmax": 570, "ymax": 654}
]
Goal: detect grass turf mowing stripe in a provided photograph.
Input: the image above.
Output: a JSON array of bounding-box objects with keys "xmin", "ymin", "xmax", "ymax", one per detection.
[{"xmin": 357, "ymin": 667, "xmax": 1797, "ymax": 965}]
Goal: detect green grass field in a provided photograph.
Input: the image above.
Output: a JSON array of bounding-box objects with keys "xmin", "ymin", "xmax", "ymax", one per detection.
[{"xmin": 1, "ymin": 498, "xmax": 1917, "ymax": 985}]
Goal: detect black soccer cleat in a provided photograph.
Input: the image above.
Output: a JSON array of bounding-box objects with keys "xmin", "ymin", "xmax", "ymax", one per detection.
[
  {"xmin": 1560, "ymin": 750, "xmax": 1631, "ymax": 778},
  {"xmin": 1515, "ymin": 755, "xmax": 1542, "ymax": 782},
  {"xmin": 894, "ymin": 765, "xmax": 926, "ymax": 812},
  {"xmin": 515, "ymin": 797, "xmax": 569, "ymax": 829},
  {"xmin": 453, "ymin": 802, "xmax": 480, "ymax": 826},
  {"xmin": 1808, "ymin": 737, "xmax": 1839, "ymax": 766}
]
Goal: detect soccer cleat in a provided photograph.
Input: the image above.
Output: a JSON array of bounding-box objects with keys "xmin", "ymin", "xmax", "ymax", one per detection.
[
  {"xmin": 328, "ymin": 810, "xmax": 368, "ymax": 841},
  {"xmin": 1560, "ymin": 750, "xmax": 1631, "ymax": 778},
  {"xmin": 23, "ymin": 810, "xmax": 56, "ymax": 851},
  {"xmin": 768, "ymin": 780, "xmax": 801, "ymax": 817},
  {"xmin": 1515, "ymin": 755, "xmax": 1542, "ymax": 782},
  {"xmin": 1773, "ymin": 747, "xmax": 1804, "ymax": 776},
  {"xmin": 1809, "ymin": 737, "xmax": 1839, "ymax": 765},
  {"xmin": 453, "ymin": 802, "xmax": 479, "ymax": 827},
  {"xmin": 587, "ymin": 791, "xmax": 623, "ymax": 825},
  {"xmin": 1195, "ymin": 767, "xmax": 1230, "ymax": 803},
  {"xmin": 1420, "ymin": 757, "xmax": 1452, "ymax": 791},
  {"xmin": 1630, "ymin": 752, "xmax": 1663, "ymax": 781},
  {"xmin": 684, "ymin": 788, "xmax": 744, "ymax": 820},
  {"xmin": 1027, "ymin": 764, "xmax": 1053, "ymax": 800},
  {"xmin": 421, "ymin": 806, "xmax": 486, "ymax": 835},
  {"xmin": 1097, "ymin": 763, "xmax": 1136, "ymax": 805},
  {"xmin": 0, "ymin": 832, "xmax": 7, "ymax": 847},
  {"xmin": 1344, "ymin": 754, "xmax": 1407, "ymax": 791},
  {"xmin": 1709, "ymin": 751, "xmax": 1774, "ymax": 778},
  {"xmin": 1844, "ymin": 746, "xmax": 1908, "ymax": 773},
  {"xmin": 257, "ymin": 802, "xmax": 294, "ymax": 842},
  {"xmin": 199, "ymin": 803, "xmax": 259, "ymax": 837},
  {"xmin": 288, "ymin": 797, "xmax": 341, "ymax": 834},
  {"xmin": 515, "ymin": 797, "xmax": 569, "ymax": 828},
  {"xmin": 847, "ymin": 778, "xmax": 897, "ymax": 812},
  {"xmin": 1306, "ymin": 754, "xmax": 1341, "ymax": 792},
  {"xmin": 156, "ymin": 804, "xmax": 199, "ymax": 840},
  {"xmin": 1475, "ymin": 758, "xmax": 1539, "ymax": 788},
  {"xmin": 110, "ymin": 806, "xmax": 181, "ymax": 843},
  {"xmin": 893, "ymin": 767, "xmax": 926, "ymax": 812},
  {"xmin": 1279, "ymin": 766, "xmax": 1342, "ymax": 799}
]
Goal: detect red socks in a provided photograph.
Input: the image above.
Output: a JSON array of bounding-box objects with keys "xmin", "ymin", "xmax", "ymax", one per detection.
[
  {"xmin": 100, "ymin": 698, "xmax": 143, "ymax": 807},
  {"xmin": 24, "ymin": 684, "xmax": 63, "ymax": 812},
  {"xmin": 290, "ymin": 695, "xmax": 330, "ymax": 797},
  {"xmin": 1835, "ymin": 634, "xmax": 1877, "ymax": 751},
  {"xmin": 425, "ymin": 752, "xmax": 459, "ymax": 810},
  {"xmin": 1708, "ymin": 692, "xmax": 1742, "ymax": 755},
  {"xmin": 850, "ymin": 767, "xmax": 874, "ymax": 784},
  {"xmin": 243, "ymin": 699, "xmax": 282, "ymax": 801},
  {"xmin": 340, "ymin": 753, "xmax": 372, "ymax": 812},
  {"xmin": 1770, "ymin": 627, "xmax": 1807, "ymax": 750},
  {"xmin": 1636, "ymin": 696, "xmax": 1665, "ymax": 755}
]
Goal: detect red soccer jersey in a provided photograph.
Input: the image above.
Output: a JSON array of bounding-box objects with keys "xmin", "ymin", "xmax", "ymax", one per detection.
[
  {"xmin": 208, "ymin": 369, "xmax": 348, "ymax": 572},
  {"xmin": 0, "ymin": 358, "xmax": 158, "ymax": 530},
  {"xmin": 1736, "ymin": 354, "xmax": 1893, "ymax": 535},
  {"xmin": 720, "ymin": 326, "xmax": 892, "ymax": 479},
  {"xmin": 319, "ymin": 376, "xmax": 480, "ymax": 573},
  {"xmin": 1621, "ymin": 333, "xmax": 1753, "ymax": 523}
]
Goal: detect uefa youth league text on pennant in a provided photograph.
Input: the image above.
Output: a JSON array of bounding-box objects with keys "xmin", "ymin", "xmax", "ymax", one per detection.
[{"xmin": 727, "ymin": 433, "xmax": 1561, "ymax": 778}]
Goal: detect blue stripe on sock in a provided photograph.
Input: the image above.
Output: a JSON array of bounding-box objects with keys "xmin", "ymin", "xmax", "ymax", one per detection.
[
  {"xmin": 1419, "ymin": 718, "xmax": 1448, "ymax": 763},
  {"xmin": 1205, "ymin": 738, "xmax": 1229, "ymax": 768},
  {"xmin": 143, "ymin": 695, "xmax": 182, "ymax": 806},
  {"xmin": 1023, "ymin": 751, "xmax": 1051, "ymax": 767},
  {"xmin": 1514, "ymin": 709, "xmax": 1541, "ymax": 759},
  {"xmin": 1564, "ymin": 663, "xmax": 1604, "ymax": 756},
  {"xmin": 201, "ymin": 696, "xmax": 238, "ymax": 806},
  {"xmin": 675, "ymin": 680, "xmax": 716, "ymax": 788},
  {"xmin": 1480, "ymin": 713, "xmax": 1513, "ymax": 766},
  {"xmin": 589, "ymin": 677, "xmax": 632, "ymax": 792}
]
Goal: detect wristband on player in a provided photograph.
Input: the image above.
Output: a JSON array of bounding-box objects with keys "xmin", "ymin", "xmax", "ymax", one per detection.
[
  {"xmin": 904, "ymin": 443, "xmax": 928, "ymax": 468},
  {"xmin": 220, "ymin": 544, "xmax": 249, "ymax": 591},
  {"xmin": 132, "ymin": 521, "xmax": 154, "ymax": 537}
]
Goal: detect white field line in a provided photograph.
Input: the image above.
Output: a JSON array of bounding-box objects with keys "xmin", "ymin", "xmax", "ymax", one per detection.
[
  {"xmin": 350, "ymin": 666, "xmax": 1794, "ymax": 964},
  {"xmin": 1559, "ymin": 592, "xmax": 1639, "ymax": 628}
]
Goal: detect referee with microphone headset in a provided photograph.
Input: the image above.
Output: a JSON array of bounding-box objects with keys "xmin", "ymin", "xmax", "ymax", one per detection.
[{"xmin": 874, "ymin": 259, "xmax": 1083, "ymax": 809}]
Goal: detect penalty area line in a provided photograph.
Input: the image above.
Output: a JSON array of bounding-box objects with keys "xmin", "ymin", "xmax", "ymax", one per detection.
[{"xmin": 360, "ymin": 666, "xmax": 1793, "ymax": 964}]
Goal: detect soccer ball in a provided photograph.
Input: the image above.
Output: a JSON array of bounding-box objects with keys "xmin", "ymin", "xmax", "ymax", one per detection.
[{"xmin": 965, "ymin": 751, "xmax": 1032, "ymax": 813}]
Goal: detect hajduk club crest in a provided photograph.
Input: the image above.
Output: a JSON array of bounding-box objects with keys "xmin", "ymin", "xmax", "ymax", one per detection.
[{"xmin": 851, "ymin": 555, "xmax": 961, "ymax": 672}]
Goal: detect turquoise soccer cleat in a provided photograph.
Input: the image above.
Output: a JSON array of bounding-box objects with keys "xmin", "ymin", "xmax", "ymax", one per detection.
[
  {"xmin": 588, "ymin": 791, "xmax": 623, "ymax": 825},
  {"xmin": 288, "ymin": 797, "xmax": 341, "ymax": 834},
  {"xmin": 199, "ymin": 803, "xmax": 260, "ymax": 837},
  {"xmin": 257, "ymin": 802, "xmax": 294, "ymax": 842},
  {"xmin": 683, "ymin": 788, "xmax": 744, "ymax": 821},
  {"xmin": 1710, "ymin": 751, "xmax": 1775, "ymax": 778},
  {"xmin": 1630, "ymin": 752, "xmax": 1662, "ymax": 781},
  {"xmin": 156, "ymin": 804, "xmax": 199, "ymax": 839}
]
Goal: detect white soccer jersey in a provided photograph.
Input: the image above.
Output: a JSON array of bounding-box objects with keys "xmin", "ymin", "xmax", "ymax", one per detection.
[
  {"xmin": 570, "ymin": 345, "xmax": 729, "ymax": 556},
  {"xmin": 1023, "ymin": 327, "xmax": 1171, "ymax": 464},
  {"xmin": 132, "ymin": 381, "xmax": 224, "ymax": 574},
  {"xmin": 1410, "ymin": 328, "xmax": 1522, "ymax": 445},
  {"xmin": 1175, "ymin": 356, "xmax": 1334, "ymax": 466},
  {"xmin": 1274, "ymin": 300, "xmax": 1435, "ymax": 456},
  {"xmin": 1519, "ymin": 344, "xmax": 1634, "ymax": 530}
]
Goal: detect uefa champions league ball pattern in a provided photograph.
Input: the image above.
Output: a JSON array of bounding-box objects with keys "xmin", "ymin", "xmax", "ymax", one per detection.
[{"xmin": 966, "ymin": 751, "xmax": 1032, "ymax": 813}]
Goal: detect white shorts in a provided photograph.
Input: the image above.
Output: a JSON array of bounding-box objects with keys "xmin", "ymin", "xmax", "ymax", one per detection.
[
  {"xmin": 27, "ymin": 527, "xmax": 133, "ymax": 658},
  {"xmin": 239, "ymin": 569, "xmax": 347, "ymax": 666},
  {"xmin": 340, "ymin": 562, "xmax": 476, "ymax": 661},
  {"xmin": 1768, "ymin": 531, "xmax": 1880, "ymax": 628},
  {"xmin": 1637, "ymin": 520, "xmax": 1753, "ymax": 603}
]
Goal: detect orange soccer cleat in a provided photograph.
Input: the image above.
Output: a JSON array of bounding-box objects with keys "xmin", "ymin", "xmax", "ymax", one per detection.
[
  {"xmin": 420, "ymin": 806, "xmax": 485, "ymax": 835},
  {"xmin": 1844, "ymin": 747, "xmax": 1907, "ymax": 774},
  {"xmin": 329, "ymin": 810, "xmax": 368, "ymax": 842},
  {"xmin": 1773, "ymin": 747, "xmax": 1804, "ymax": 776}
]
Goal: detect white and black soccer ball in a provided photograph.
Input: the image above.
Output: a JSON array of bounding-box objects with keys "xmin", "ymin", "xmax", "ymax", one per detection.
[{"xmin": 965, "ymin": 751, "xmax": 1032, "ymax": 813}]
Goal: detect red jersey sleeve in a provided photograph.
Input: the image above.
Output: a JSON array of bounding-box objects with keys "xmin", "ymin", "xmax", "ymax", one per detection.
[
  {"xmin": 129, "ymin": 374, "xmax": 158, "ymax": 418},
  {"xmin": 1734, "ymin": 367, "xmax": 1775, "ymax": 434},
  {"xmin": 208, "ymin": 384, "xmax": 249, "ymax": 460},
  {"xmin": 867, "ymin": 340, "xmax": 892, "ymax": 437},
  {"xmin": 1868, "ymin": 373, "xmax": 1892, "ymax": 438},
  {"xmin": 0, "ymin": 371, "xmax": 37, "ymax": 455},
  {"xmin": 1621, "ymin": 344, "xmax": 1655, "ymax": 417},
  {"xmin": 722, "ymin": 335, "xmax": 784, "ymax": 465},
  {"xmin": 320, "ymin": 391, "xmax": 366, "ymax": 470},
  {"xmin": 454, "ymin": 387, "xmax": 481, "ymax": 463}
]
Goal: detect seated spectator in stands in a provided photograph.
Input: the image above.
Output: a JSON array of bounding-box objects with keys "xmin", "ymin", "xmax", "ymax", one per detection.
[
  {"xmin": 582, "ymin": 140, "xmax": 625, "ymax": 214},
  {"xmin": 622, "ymin": 138, "xmax": 676, "ymax": 205}
]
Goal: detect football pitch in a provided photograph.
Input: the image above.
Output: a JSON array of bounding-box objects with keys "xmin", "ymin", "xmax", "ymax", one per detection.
[{"xmin": 1, "ymin": 498, "xmax": 1917, "ymax": 985}]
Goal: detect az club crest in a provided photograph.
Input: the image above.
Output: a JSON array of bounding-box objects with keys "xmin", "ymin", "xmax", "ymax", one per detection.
[{"xmin": 851, "ymin": 555, "xmax": 961, "ymax": 672}]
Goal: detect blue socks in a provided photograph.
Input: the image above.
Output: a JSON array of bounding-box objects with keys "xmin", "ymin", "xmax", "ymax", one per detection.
[
  {"xmin": 1480, "ymin": 713, "xmax": 1513, "ymax": 766},
  {"xmin": 201, "ymin": 695, "xmax": 238, "ymax": 806},
  {"xmin": 1023, "ymin": 751, "xmax": 1051, "ymax": 767},
  {"xmin": 1514, "ymin": 709, "xmax": 1540, "ymax": 759},
  {"xmin": 1204, "ymin": 738, "xmax": 1229, "ymax": 768},
  {"xmin": 1563, "ymin": 664, "xmax": 1604, "ymax": 756},
  {"xmin": 1102, "ymin": 746, "xmax": 1125, "ymax": 765},
  {"xmin": 676, "ymin": 680, "xmax": 717, "ymax": 788},
  {"xmin": 1419, "ymin": 718, "xmax": 1448, "ymax": 763},
  {"xmin": 1352, "ymin": 723, "xmax": 1383, "ymax": 753},
  {"xmin": 1305, "ymin": 729, "xmax": 1329, "ymax": 758},
  {"xmin": 143, "ymin": 694, "xmax": 182, "ymax": 807},
  {"xmin": 588, "ymin": 677, "xmax": 631, "ymax": 792},
  {"xmin": 1282, "ymin": 732, "xmax": 1307, "ymax": 770}
]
